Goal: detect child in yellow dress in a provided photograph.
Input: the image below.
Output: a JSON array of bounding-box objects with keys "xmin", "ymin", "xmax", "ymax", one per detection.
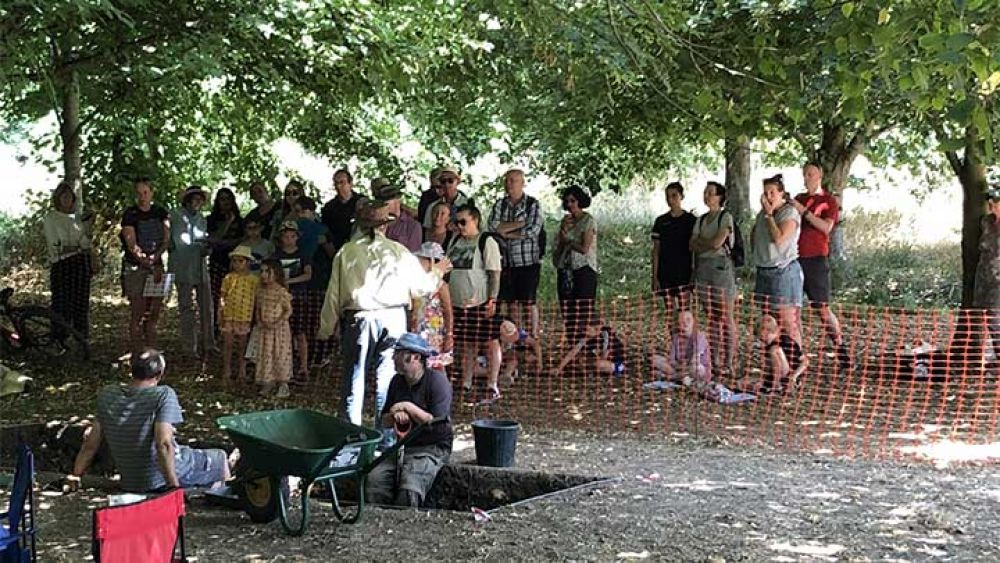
[
  {"xmin": 219, "ymin": 246, "xmax": 259, "ymax": 382},
  {"xmin": 256, "ymin": 258, "xmax": 293, "ymax": 397}
]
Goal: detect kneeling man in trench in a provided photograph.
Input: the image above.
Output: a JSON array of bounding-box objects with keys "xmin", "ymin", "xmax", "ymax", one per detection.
[{"xmin": 366, "ymin": 333, "xmax": 453, "ymax": 507}]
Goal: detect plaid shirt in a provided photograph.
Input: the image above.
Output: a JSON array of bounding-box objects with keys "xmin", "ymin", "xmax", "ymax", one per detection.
[{"xmin": 487, "ymin": 195, "xmax": 542, "ymax": 267}]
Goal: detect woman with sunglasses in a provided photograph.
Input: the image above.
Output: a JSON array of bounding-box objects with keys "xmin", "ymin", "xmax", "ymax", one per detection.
[
  {"xmin": 272, "ymin": 180, "xmax": 304, "ymax": 242},
  {"xmin": 553, "ymin": 185, "xmax": 598, "ymax": 340},
  {"xmin": 446, "ymin": 204, "xmax": 502, "ymax": 400}
]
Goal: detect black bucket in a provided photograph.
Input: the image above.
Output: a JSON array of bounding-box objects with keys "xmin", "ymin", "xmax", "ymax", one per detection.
[{"xmin": 471, "ymin": 419, "xmax": 519, "ymax": 467}]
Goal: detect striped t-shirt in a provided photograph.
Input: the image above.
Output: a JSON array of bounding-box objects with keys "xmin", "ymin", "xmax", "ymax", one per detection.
[{"xmin": 96, "ymin": 384, "xmax": 191, "ymax": 492}]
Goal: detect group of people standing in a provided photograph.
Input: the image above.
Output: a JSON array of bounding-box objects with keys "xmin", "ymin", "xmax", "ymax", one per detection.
[{"xmin": 649, "ymin": 162, "xmax": 849, "ymax": 378}]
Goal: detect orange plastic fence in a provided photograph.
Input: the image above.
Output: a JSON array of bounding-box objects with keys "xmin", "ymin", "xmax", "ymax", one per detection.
[{"xmin": 302, "ymin": 288, "xmax": 1000, "ymax": 465}]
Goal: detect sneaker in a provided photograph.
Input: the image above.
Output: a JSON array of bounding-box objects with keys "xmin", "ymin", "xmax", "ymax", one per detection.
[{"xmin": 275, "ymin": 383, "xmax": 290, "ymax": 398}]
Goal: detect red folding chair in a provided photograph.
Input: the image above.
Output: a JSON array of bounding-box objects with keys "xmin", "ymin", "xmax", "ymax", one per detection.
[{"xmin": 92, "ymin": 489, "xmax": 187, "ymax": 563}]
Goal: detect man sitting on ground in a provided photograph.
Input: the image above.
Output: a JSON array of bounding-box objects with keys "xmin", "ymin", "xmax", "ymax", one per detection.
[
  {"xmin": 365, "ymin": 333, "xmax": 453, "ymax": 508},
  {"xmin": 66, "ymin": 349, "xmax": 231, "ymax": 493}
]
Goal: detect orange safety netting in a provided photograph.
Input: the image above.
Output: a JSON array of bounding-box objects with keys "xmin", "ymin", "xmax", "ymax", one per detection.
[{"xmin": 299, "ymin": 288, "xmax": 1000, "ymax": 465}]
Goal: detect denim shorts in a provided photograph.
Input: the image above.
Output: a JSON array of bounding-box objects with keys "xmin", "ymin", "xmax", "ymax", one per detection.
[
  {"xmin": 177, "ymin": 446, "xmax": 228, "ymax": 487},
  {"xmin": 754, "ymin": 261, "xmax": 804, "ymax": 307}
]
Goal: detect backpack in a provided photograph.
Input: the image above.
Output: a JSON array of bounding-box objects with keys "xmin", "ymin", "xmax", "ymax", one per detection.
[
  {"xmin": 699, "ymin": 210, "xmax": 745, "ymax": 268},
  {"xmin": 477, "ymin": 232, "xmax": 507, "ymax": 267},
  {"xmin": 530, "ymin": 197, "xmax": 547, "ymax": 258}
]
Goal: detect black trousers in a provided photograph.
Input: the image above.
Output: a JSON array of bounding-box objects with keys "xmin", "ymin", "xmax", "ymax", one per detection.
[
  {"xmin": 50, "ymin": 253, "xmax": 91, "ymax": 340},
  {"xmin": 557, "ymin": 266, "xmax": 598, "ymax": 340}
]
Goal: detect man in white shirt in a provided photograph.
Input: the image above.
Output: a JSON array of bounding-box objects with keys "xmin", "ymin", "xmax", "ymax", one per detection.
[{"xmin": 319, "ymin": 198, "xmax": 451, "ymax": 440}]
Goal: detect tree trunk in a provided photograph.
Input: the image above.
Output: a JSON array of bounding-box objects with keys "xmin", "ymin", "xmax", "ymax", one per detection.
[
  {"xmin": 59, "ymin": 68, "xmax": 82, "ymax": 208},
  {"xmin": 810, "ymin": 122, "xmax": 868, "ymax": 259},
  {"xmin": 945, "ymin": 127, "xmax": 988, "ymax": 371},
  {"xmin": 953, "ymin": 132, "xmax": 987, "ymax": 308},
  {"xmin": 724, "ymin": 134, "xmax": 752, "ymax": 222}
]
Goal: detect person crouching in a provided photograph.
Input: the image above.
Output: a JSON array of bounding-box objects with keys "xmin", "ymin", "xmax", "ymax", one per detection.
[{"xmin": 365, "ymin": 333, "xmax": 452, "ymax": 508}]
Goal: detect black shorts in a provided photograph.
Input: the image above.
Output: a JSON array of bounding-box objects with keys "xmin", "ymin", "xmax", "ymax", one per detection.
[
  {"xmin": 799, "ymin": 256, "xmax": 831, "ymax": 304},
  {"xmin": 498, "ymin": 264, "xmax": 542, "ymax": 303}
]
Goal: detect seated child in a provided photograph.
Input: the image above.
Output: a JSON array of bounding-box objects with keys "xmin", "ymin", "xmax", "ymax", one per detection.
[
  {"xmin": 473, "ymin": 317, "xmax": 542, "ymax": 386},
  {"xmin": 552, "ymin": 317, "xmax": 626, "ymax": 377},
  {"xmin": 738, "ymin": 314, "xmax": 808, "ymax": 394},
  {"xmin": 649, "ymin": 310, "xmax": 712, "ymax": 384}
]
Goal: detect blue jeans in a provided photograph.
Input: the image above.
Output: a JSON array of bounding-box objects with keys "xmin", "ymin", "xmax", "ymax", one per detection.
[{"xmin": 339, "ymin": 308, "xmax": 407, "ymax": 434}]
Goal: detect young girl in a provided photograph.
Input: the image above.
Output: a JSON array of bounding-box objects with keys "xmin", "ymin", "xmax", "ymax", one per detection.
[
  {"xmin": 649, "ymin": 310, "xmax": 712, "ymax": 384},
  {"xmin": 219, "ymin": 246, "xmax": 259, "ymax": 382},
  {"xmin": 256, "ymin": 258, "xmax": 293, "ymax": 397},
  {"xmin": 410, "ymin": 242, "xmax": 455, "ymax": 371}
]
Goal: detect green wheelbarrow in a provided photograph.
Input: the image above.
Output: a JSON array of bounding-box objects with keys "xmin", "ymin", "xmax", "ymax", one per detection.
[{"xmin": 216, "ymin": 408, "xmax": 437, "ymax": 536}]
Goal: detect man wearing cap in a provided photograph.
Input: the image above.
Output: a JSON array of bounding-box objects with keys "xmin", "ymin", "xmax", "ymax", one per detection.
[
  {"xmin": 421, "ymin": 166, "xmax": 468, "ymax": 231},
  {"xmin": 321, "ymin": 168, "xmax": 363, "ymax": 256},
  {"xmin": 67, "ymin": 349, "xmax": 231, "ymax": 493},
  {"xmin": 319, "ymin": 199, "xmax": 452, "ymax": 437},
  {"xmin": 169, "ymin": 186, "xmax": 216, "ymax": 358},
  {"xmin": 415, "ymin": 167, "xmax": 443, "ymax": 225},
  {"xmin": 365, "ymin": 333, "xmax": 452, "ymax": 507},
  {"xmin": 373, "ymin": 177, "xmax": 422, "ymax": 251},
  {"xmin": 488, "ymin": 168, "xmax": 544, "ymax": 343}
]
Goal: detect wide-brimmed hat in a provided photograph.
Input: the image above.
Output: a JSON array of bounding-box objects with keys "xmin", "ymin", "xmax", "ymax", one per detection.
[
  {"xmin": 370, "ymin": 177, "xmax": 402, "ymax": 201},
  {"xmin": 413, "ymin": 242, "xmax": 445, "ymax": 260},
  {"xmin": 393, "ymin": 332, "xmax": 436, "ymax": 357},
  {"xmin": 278, "ymin": 220, "xmax": 299, "ymax": 233},
  {"xmin": 229, "ymin": 245, "xmax": 254, "ymax": 260},
  {"xmin": 181, "ymin": 186, "xmax": 208, "ymax": 204},
  {"xmin": 355, "ymin": 197, "xmax": 396, "ymax": 229}
]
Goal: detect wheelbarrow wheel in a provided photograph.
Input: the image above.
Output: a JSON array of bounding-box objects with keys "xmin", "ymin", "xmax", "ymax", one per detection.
[{"xmin": 239, "ymin": 475, "xmax": 289, "ymax": 523}]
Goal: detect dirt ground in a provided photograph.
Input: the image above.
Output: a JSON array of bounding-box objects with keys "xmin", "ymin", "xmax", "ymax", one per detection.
[
  {"xmin": 4, "ymin": 298, "xmax": 1000, "ymax": 560},
  {"xmin": 11, "ymin": 430, "xmax": 1000, "ymax": 562}
]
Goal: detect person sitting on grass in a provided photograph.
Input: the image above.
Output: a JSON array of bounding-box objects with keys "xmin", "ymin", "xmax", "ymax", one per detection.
[
  {"xmin": 66, "ymin": 350, "xmax": 231, "ymax": 493},
  {"xmin": 552, "ymin": 317, "xmax": 626, "ymax": 377},
  {"xmin": 649, "ymin": 310, "xmax": 712, "ymax": 384},
  {"xmin": 219, "ymin": 246, "xmax": 259, "ymax": 383},
  {"xmin": 470, "ymin": 317, "xmax": 542, "ymax": 388},
  {"xmin": 365, "ymin": 333, "xmax": 452, "ymax": 508},
  {"xmin": 738, "ymin": 314, "xmax": 808, "ymax": 394}
]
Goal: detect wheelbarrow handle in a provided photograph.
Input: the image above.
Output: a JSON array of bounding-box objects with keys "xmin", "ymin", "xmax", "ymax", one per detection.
[{"xmin": 360, "ymin": 417, "xmax": 448, "ymax": 475}]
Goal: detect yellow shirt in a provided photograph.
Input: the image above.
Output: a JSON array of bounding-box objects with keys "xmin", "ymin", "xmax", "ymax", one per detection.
[
  {"xmin": 318, "ymin": 232, "xmax": 442, "ymax": 339},
  {"xmin": 220, "ymin": 272, "xmax": 258, "ymax": 322}
]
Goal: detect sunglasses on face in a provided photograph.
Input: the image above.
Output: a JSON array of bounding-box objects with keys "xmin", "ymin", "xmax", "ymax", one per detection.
[
  {"xmin": 439, "ymin": 177, "xmax": 457, "ymax": 185},
  {"xmin": 285, "ymin": 191, "xmax": 300, "ymax": 197},
  {"xmin": 456, "ymin": 218, "xmax": 470, "ymax": 227}
]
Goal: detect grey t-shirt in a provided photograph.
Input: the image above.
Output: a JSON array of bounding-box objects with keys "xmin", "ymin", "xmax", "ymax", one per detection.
[
  {"xmin": 752, "ymin": 204, "xmax": 800, "ymax": 268},
  {"xmin": 446, "ymin": 234, "xmax": 501, "ymax": 307},
  {"xmin": 96, "ymin": 384, "xmax": 192, "ymax": 492},
  {"xmin": 691, "ymin": 210, "xmax": 734, "ymax": 259}
]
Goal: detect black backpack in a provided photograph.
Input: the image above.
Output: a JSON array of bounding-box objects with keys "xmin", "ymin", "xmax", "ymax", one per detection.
[
  {"xmin": 530, "ymin": 197, "xmax": 547, "ymax": 258},
  {"xmin": 700, "ymin": 210, "xmax": 745, "ymax": 268},
  {"xmin": 477, "ymin": 231, "xmax": 507, "ymax": 267}
]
